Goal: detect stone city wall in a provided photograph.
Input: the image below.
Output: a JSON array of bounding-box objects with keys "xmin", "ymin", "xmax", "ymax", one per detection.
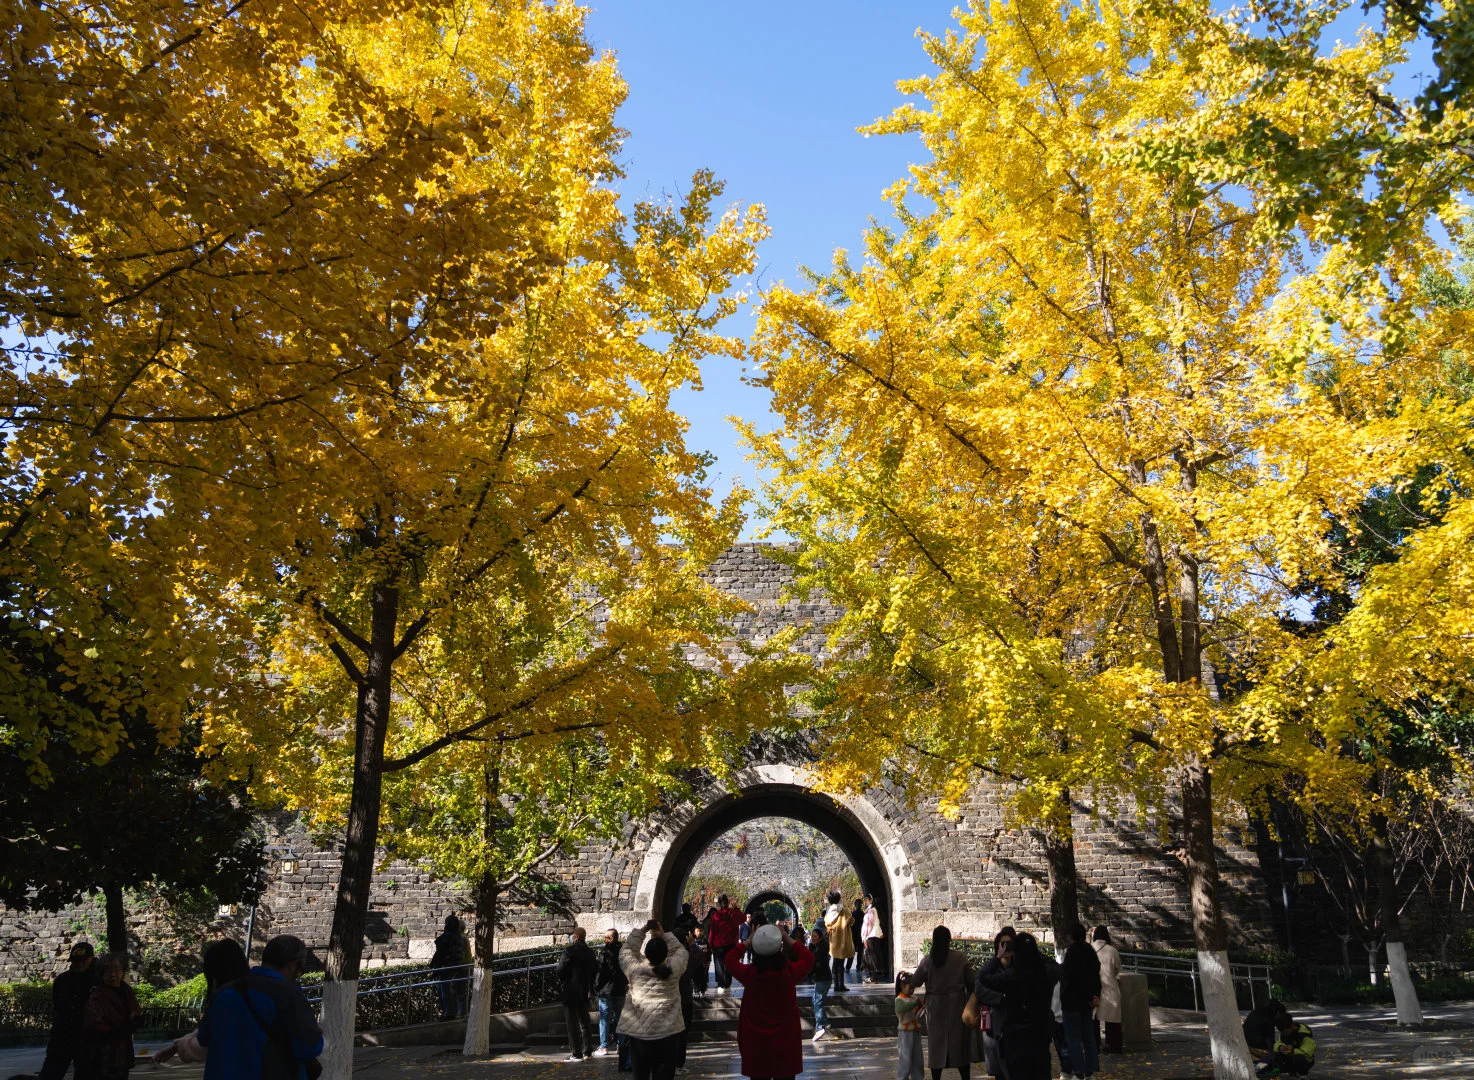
[{"xmin": 1, "ymin": 543, "xmax": 1403, "ymax": 983}]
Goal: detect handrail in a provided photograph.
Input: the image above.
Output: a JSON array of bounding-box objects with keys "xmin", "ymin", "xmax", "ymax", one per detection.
[
  {"xmin": 1117, "ymin": 951, "xmax": 1274, "ymax": 1012},
  {"xmin": 299, "ymin": 949, "xmax": 564, "ymax": 1004}
]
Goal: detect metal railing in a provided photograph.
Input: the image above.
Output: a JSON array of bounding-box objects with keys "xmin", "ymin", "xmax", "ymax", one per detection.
[
  {"xmin": 298, "ymin": 948, "xmax": 565, "ymax": 1030},
  {"xmin": 1118, "ymin": 951, "xmax": 1273, "ymax": 1012}
]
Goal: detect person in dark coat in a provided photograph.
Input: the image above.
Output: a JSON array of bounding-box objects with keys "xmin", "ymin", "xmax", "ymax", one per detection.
[
  {"xmin": 199, "ymin": 934, "xmax": 323, "ymax": 1080},
  {"xmin": 558, "ymin": 928, "xmax": 599, "ymax": 1061},
  {"xmin": 80, "ymin": 953, "xmax": 139, "ymax": 1080},
  {"xmin": 689, "ymin": 926, "xmax": 710, "ymax": 997},
  {"xmin": 1057, "ymin": 923, "xmax": 1101, "ymax": 1079},
  {"xmin": 965, "ymin": 926, "xmax": 1016, "ymax": 1080},
  {"xmin": 595, "ymin": 929, "xmax": 629, "ymax": 1057},
  {"xmin": 672, "ymin": 904, "xmax": 700, "ymax": 941},
  {"xmin": 675, "ymin": 929, "xmax": 698, "ymax": 1073},
  {"xmin": 40, "ymin": 941, "xmax": 98, "ymax": 1080},
  {"xmin": 430, "ymin": 915, "xmax": 470, "ymax": 1021},
  {"xmin": 808, "ymin": 928, "xmax": 831, "ymax": 1041},
  {"xmin": 1243, "ymin": 999, "xmax": 1288, "ymax": 1053},
  {"xmin": 910, "ymin": 926, "xmax": 974, "ymax": 1080},
  {"xmin": 975, "ymin": 933, "xmax": 1057, "ymax": 1080},
  {"xmin": 848, "ymin": 898, "xmax": 865, "ymax": 984}
]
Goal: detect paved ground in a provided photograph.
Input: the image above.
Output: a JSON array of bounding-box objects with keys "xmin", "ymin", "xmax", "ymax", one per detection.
[{"xmin": 4, "ymin": 1002, "xmax": 1472, "ymax": 1079}]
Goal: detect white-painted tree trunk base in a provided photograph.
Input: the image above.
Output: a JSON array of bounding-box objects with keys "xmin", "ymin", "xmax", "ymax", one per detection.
[
  {"xmin": 1198, "ymin": 949, "xmax": 1254, "ymax": 1080},
  {"xmin": 464, "ymin": 967, "xmax": 493, "ymax": 1057},
  {"xmin": 320, "ymin": 978, "xmax": 358, "ymax": 1080},
  {"xmin": 1385, "ymin": 942, "xmax": 1424, "ymax": 1026}
]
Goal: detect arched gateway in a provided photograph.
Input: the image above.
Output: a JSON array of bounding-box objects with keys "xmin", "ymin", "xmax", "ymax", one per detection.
[{"xmin": 578, "ymin": 764, "xmax": 916, "ymax": 950}]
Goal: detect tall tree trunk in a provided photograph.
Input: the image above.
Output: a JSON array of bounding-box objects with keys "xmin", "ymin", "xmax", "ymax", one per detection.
[
  {"xmin": 321, "ymin": 583, "xmax": 399, "ymax": 1080},
  {"xmin": 1043, "ymin": 793, "xmax": 1081, "ymax": 945},
  {"xmin": 1373, "ymin": 813, "xmax": 1422, "ymax": 1025},
  {"xmin": 1182, "ymin": 759, "xmax": 1254, "ymax": 1080},
  {"xmin": 464, "ymin": 875, "xmax": 499, "ymax": 1056},
  {"xmin": 102, "ymin": 883, "xmax": 128, "ymax": 967}
]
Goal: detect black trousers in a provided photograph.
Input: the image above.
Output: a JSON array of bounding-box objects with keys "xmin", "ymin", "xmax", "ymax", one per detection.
[
  {"xmin": 677, "ymin": 996, "xmax": 695, "ymax": 1066},
  {"xmin": 630, "ymin": 1033, "xmax": 681, "ymax": 1080},
  {"xmin": 564, "ymin": 1002, "xmax": 591, "ymax": 1058},
  {"xmin": 831, "ymin": 956, "xmax": 847, "ymax": 986},
  {"xmin": 714, "ymin": 949, "xmax": 732, "ymax": 989},
  {"xmin": 1001, "ymin": 1032, "xmax": 1052, "ymax": 1080},
  {"xmin": 40, "ymin": 1038, "xmax": 93, "ymax": 1080}
]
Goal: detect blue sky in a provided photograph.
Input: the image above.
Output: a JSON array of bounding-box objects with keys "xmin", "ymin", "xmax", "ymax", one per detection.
[
  {"xmin": 583, "ymin": 2, "xmax": 960, "ymax": 531},
  {"xmin": 582, "ymin": 3, "xmax": 1433, "ymax": 538}
]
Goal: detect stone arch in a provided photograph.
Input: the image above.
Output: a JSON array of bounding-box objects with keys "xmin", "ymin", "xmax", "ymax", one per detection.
[
  {"xmin": 627, "ymin": 764, "xmax": 916, "ymax": 949},
  {"xmin": 745, "ymin": 890, "xmax": 802, "ymax": 925}
]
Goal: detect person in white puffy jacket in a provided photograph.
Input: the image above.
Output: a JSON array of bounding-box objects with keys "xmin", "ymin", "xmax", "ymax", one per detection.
[{"xmin": 617, "ymin": 920, "xmax": 689, "ymax": 1080}]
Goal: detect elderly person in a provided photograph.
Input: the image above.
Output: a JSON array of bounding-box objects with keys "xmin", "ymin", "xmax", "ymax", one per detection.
[
  {"xmin": 618, "ymin": 920, "xmax": 688, "ymax": 1080},
  {"xmin": 80, "ymin": 953, "xmax": 140, "ymax": 1080}
]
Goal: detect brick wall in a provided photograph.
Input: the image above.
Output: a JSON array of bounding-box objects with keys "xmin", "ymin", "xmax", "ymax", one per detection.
[{"xmin": 0, "ymin": 543, "xmax": 1304, "ymax": 984}]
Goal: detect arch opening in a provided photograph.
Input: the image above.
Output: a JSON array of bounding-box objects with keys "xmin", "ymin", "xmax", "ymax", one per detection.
[
  {"xmin": 745, "ymin": 890, "xmax": 802, "ymax": 927},
  {"xmin": 655, "ymin": 786, "xmax": 896, "ymax": 961}
]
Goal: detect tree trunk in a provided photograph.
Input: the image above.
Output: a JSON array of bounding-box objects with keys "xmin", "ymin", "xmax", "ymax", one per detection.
[
  {"xmin": 464, "ymin": 875, "xmax": 498, "ymax": 1056},
  {"xmin": 102, "ymin": 883, "xmax": 128, "ymax": 968},
  {"xmin": 321, "ymin": 584, "xmax": 399, "ymax": 1080},
  {"xmin": 1373, "ymin": 815, "xmax": 1423, "ymax": 1025},
  {"xmin": 1364, "ymin": 938, "xmax": 1382, "ymax": 985},
  {"xmin": 1042, "ymin": 795, "xmax": 1081, "ymax": 946},
  {"xmin": 1181, "ymin": 759, "xmax": 1254, "ymax": 1080}
]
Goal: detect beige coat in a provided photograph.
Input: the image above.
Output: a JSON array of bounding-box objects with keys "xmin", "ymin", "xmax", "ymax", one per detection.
[
  {"xmin": 824, "ymin": 904, "xmax": 855, "ymax": 959},
  {"xmin": 1093, "ymin": 940, "xmax": 1122, "ymax": 1023},
  {"xmin": 911, "ymin": 949, "xmax": 974, "ymax": 1069},
  {"xmin": 617, "ymin": 930, "xmax": 688, "ymax": 1039}
]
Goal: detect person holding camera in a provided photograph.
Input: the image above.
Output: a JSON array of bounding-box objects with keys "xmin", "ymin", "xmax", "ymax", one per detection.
[{"xmin": 616, "ymin": 920, "xmax": 688, "ymax": 1080}]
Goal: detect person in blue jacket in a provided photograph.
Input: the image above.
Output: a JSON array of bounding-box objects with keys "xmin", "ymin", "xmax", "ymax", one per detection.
[{"xmin": 200, "ymin": 934, "xmax": 324, "ymax": 1080}]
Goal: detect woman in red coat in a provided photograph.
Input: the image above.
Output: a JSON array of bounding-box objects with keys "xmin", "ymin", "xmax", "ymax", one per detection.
[{"xmin": 726, "ymin": 924, "xmax": 815, "ymax": 1080}]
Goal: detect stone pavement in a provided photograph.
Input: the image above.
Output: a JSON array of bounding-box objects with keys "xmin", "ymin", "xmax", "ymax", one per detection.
[{"xmin": 3, "ymin": 1002, "xmax": 1472, "ymax": 1079}]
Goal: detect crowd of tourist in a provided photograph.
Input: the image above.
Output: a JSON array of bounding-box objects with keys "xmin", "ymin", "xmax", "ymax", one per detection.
[{"xmin": 25, "ymin": 903, "xmax": 1317, "ymax": 1080}]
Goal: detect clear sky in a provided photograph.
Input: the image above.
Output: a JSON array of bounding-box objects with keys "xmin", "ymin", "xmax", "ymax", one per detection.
[
  {"xmin": 582, "ymin": 2, "xmax": 960, "ymax": 533},
  {"xmin": 581, "ymin": 3, "xmax": 1431, "ymax": 539}
]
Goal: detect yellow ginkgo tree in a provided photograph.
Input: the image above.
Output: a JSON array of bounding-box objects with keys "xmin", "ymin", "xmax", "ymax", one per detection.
[
  {"xmin": 4, "ymin": 0, "xmax": 791, "ymax": 1073},
  {"xmin": 745, "ymin": 2, "xmax": 1470, "ymax": 1076}
]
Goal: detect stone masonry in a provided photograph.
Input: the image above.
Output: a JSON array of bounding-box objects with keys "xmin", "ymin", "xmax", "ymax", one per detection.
[{"xmin": 2, "ymin": 544, "xmax": 1293, "ymax": 983}]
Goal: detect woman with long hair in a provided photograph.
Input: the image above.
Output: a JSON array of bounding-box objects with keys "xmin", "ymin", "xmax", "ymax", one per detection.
[
  {"xmin": 617, "ymin": 920, "xmax": 689, "ymax": 1080},
  {"xmin": 975, "ymin": 933, "xmax": 1057, "ymax": 1080},
  {"xmin": 964, "ymin": 925, "xmax": 1016, "ymax": 1080},
  {"xmin": 152, "ymin": 938, "xmax": 251, "ymax": 1064},
  {"xmin": 725, "ymin": 923, "xmax": 815, "ymax": 1080},
  {"xmin": 910, "ymin": 926, "xmax": 974, "ymax": 1080}
]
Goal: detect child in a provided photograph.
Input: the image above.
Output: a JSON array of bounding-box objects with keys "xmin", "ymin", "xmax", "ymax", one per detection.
[{"xmin": 895, "ymin": 971, "xmax": 926, "ymax": 1080}]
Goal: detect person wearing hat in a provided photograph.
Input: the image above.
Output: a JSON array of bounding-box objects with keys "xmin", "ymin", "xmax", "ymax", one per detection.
[
  {"xmin": 725, "ymin": 923, "xmax": 815, "ymax": 1080},
  {"xmin": 40, "ymin": 941, "xmax": 98, "ymax": 1080}
]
